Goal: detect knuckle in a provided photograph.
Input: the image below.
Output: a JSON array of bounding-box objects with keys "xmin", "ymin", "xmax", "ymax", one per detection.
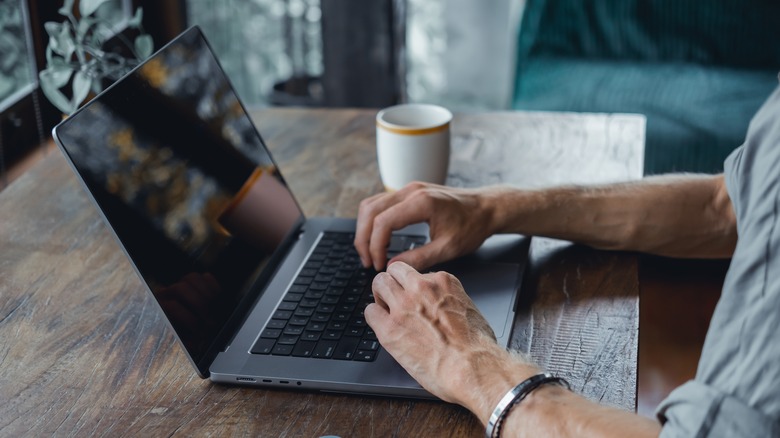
[{"xmin": 407, "ymin": 181, "xmax": 426, "ymax": 191}]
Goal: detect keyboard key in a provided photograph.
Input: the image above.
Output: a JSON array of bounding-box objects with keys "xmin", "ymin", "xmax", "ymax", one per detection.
[
  {"xmin": 344, "ymin": 286, "xmax": 363, "ymax": 303},
  {"xmin": 345, "ymin": 327, "xmax": 364, "ymax": 337},
  {"xmin": 301, "ymin": 331, "xmax": 322, "ymax": 341},
  {"xmin": 311, "ymin": 312, "xmax": 331, "ymax": 323},
  {"xmin": 316, "ymin": 304, "xmax": 335, "ymax": 313},
  {"xmin": 335, "ymin": 270, "xmax": 353, "ymax": 279},
  {"xmin": 327, "ymin": 321, "xmax": 347, "ymax": 330},
  {"xmin": 283, "ymin": 293, "xmax": 303, "ymax": 302},
  {"xmin": 305, "ymin": 322, "xmax": 326, "ymax": 332},
  {"xmin": 283, "ymin": 325, "xmax": 304, "ymax": 336},
  {"xmin": 323, "ymin": 330, "xmax": 342, "ymax": 341},
  {"xmin": 289, "ymin": 285, "xmax": 308, "ymax": 294},
  {"xmin": 359, "ymin": 339, "xmax": 380, "ymax": 351},
  {"xmin": 337, "ymin": 303, "xmax": 356, "ymax": 312},
  {"xmin": 300, "ymin": 268, "xmax": 318, "ymax": 277},
  {"xmin": 261, "ymin": 328, "xmax": 282, "ymax": 339},
  {"xmin": 304, "ymin": 291, "xmax": 324, "ymax": 300},
  {"xmin": 323, "ymin": 258, "xmax": 341, "ymax": 267},
  {"xmin": 321, "ymin": 295, "xmax": 340, "ymax": 304},
  {"xmin": 299, "ymin": 298, "xmax": 320, "ymax": 308},
  {"xmin": 294, "ymin": 307, "xmax": 315, "ymax": 317},
  {"xmin": 333, "ymin": 337, "xmax": 359, "ymax": 360},
  {"xmin": 294, "ymin": 276, "xmax": 314, "ymax": 286},
  {"xmin": 320, "ymin": 267, "xmax": 339, "ymax": 275},
  {"xmin": 325, "ymin": 287, "xmax": 345, "ymax": 296},
  {"xmin": 354, "ymin": 350, "xmax": 377, "ymax": 362},
  {"xmin": 289, "ymin": 316, "xmax": 309, "ymax": 326},
  {"xmin": 251, "ymin": 338, "xmax": 275, "ymax": 354},
  {"xmin": 277, "ymin": 302, "xmax": 297, "ymax": 311},
  {"xmin": 266, "ymin": 319, "xmax": 286, "ymax": 329},
  {"xmin": 277, "ymin": 335, "xmax": 299, "ymax": 345},
  {"xmin": 272, "ymin": 310, "xmax": 293, "ymax": 320},
  {"xmin": 292, "ymin": 341, "xmax": 317, "ymax": 357},
  {"xmin": 331, "ymin": 279, "xmax": 349, "ymax": 288},
  {"xmin": 309, "ymin": 282, "xmax": 329, "ymax": 291},
  {"xmin": 314, "ymin": 274, "xmax": 334, "ymax": 283},
  {"xmin": 272, "ymin": 344, "xmax": 294, "ymax": 355},
  {"xmin": 304, "ymin": 260, "xmax": 323, "ymax": 270},
  {"xmin": 333, "ymin": 312, "xmax": 351, "ymax": 321},
  {"xmin": 312, "ymin": 340, "xmax": 338, "ymax": 358}
]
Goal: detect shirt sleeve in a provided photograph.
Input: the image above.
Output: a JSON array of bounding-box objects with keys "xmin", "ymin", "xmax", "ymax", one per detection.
[
  {"xmin": 656, "ymin": 82, "xmax": 780, "ymax": 438},
  {"xmin": 657, "ymin": 381, "xmax": 779, "ymax": 437}
]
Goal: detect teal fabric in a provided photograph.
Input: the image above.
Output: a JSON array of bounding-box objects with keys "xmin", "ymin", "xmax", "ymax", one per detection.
[
  {"xmin": 513, "ymin": 57, "xmax": 778, "ymax": 174},
  {"xmin": 529, "ymin": 0, "xmax": 780, "ymax": 68},
  {"xmin": 512, "ymin": 0, "xmax": 780, "ymax": 175}
]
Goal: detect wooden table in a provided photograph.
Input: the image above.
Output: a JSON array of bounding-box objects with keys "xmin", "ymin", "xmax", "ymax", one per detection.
[{"xmin": 0, "ymin": 108, "xmax": 644, "ymax": 436}]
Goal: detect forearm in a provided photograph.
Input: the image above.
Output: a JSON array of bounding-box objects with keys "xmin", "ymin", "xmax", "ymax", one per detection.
[
  {"xmin": 481, "ymin": 174, "xmax": 737, "ymax": 258},
  {"xmin": 500, "ymin": 384, "xmax": 661, "ymax": 438},
  {"xmin": 453, "ymin": 346, "xmax": 660, "ymax": 438}
]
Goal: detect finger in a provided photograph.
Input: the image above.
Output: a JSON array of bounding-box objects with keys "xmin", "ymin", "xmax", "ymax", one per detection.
[
  {"xmin": 369, "ymin": 195, "xmax": 434, "ymax": 271},
  {"xmin": 356, "ymin": 186, "xmax": 418, "ymax": 268},
  {"xmin": 355, "ymin": 192, "xmax": 389, "ymax": 267},
  {"xmin": 371, "ymin": 271, "xmax": 404, "ymax": 310},
  {"xmin": 364, "ymin": 302, "xmax": 396, "ymax": 346},
  {"xmin": 389, "ymin": 238, "xmax": 452, "ymax": 271},
  {"xmin": 384, "ymin": 261, "xmax": 424, "ymax": 292}
]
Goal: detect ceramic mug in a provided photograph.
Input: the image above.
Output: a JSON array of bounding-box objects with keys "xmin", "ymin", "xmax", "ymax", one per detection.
[{"xmin": 375, "ymin": 103, "xmax": 452, "ymax": 191}]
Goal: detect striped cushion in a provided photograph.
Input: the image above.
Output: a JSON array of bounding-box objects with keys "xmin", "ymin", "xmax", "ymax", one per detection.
[{"xmin": 520, "ymin": 0, "xmax": 780, "ymax": 69}]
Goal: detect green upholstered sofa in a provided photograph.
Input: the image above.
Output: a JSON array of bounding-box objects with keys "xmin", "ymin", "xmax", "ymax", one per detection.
[{"xmin": 512, "ymin": 0, "xmax": 780, "ymax": 175}]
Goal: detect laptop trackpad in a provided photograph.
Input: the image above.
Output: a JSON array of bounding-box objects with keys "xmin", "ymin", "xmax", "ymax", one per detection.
[{"xmin": 433, "ymin": 261, "xmax": 520, "ymax": 339}]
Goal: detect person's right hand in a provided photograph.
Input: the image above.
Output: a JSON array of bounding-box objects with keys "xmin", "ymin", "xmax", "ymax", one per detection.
[{"xmin": 354, "ymin": 182, "xmax": 501, "ymax": 271}]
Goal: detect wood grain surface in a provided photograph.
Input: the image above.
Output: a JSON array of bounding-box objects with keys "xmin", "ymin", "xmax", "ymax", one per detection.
[{"xmin": 0, "ymin": 108, "xmax": 644, "ymax": 437}]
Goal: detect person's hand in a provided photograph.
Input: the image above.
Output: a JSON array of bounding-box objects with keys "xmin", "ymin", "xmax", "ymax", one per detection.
[
  {"xmin": 355, "ymin": 182, "xmax": 499, "ymax": 271},
  {"xmin": 366, "ymin": 262, "xmax": 538, "ymax": 424}
]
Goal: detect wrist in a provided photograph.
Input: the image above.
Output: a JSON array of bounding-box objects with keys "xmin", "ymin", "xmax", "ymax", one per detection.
[
  {"xmin": 479, "ymin": 186, "xmax": 522, "ymax": 236},
  {"xmin": 451, "ymin": 342, "xmax": 540, "ymax": 425}
]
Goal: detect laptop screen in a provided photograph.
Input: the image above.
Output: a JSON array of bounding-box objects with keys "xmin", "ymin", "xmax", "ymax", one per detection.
[{"xmin": 54, "ymin": 27, "xmax": 304, "ymax": 367}]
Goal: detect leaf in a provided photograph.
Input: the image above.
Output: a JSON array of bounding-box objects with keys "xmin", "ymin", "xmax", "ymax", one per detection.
[
  {"xmin": 72, "ymin": 70, "xmax": 92, "ymax": 109},
  {"xmin": 40, "ymin": 70, "xmax": 76, "ymax": 114},
  {"xmin": 128, "ymin": 7, "xmax": 144, "ymax": 28},
  {"xmin": 79, "ymin": 0, "xmax": 113, "ymax": 17},
  {"xmin": 40, "ymin": 66, "xmax": 73, "ymax": 88},
  {"xmin": 47, "ymin": 21, "xmax": 75, "ymax": 58},
  {"xmin": 58, "ymin": 0, "xmax": 75, "ymax": 16},
  {"xmin": 44, "ymin": 22, "xmax": 63, "ymax": 39},
  {"xmin": 77, "ymin": 17, "xmax": 96, "ymax": 40},
  {"xmin": 134, "ymin": 35, "xmax": 154, "ymax": 60}
]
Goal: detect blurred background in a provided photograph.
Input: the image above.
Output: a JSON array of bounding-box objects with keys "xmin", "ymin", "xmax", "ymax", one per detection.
[{"xmin": 0, "ymin": 0, "xmax": 523, "ymax": 187}]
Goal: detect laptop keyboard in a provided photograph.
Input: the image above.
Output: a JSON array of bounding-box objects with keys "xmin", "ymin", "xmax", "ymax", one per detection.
[{"xmin": 250, "ymin": 231, "xmax": 426, "ymax": 361}]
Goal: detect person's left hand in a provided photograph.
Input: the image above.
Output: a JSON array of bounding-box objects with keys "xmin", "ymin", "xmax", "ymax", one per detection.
[{"xmin": 366, "ymin": 262, "xmax": 538, "ymax": 424}]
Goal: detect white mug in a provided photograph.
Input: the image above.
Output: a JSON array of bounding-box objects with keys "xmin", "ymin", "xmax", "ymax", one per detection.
[{"xmin": 376, "ymin": 103, "xmax": 452, "ymax": 191}]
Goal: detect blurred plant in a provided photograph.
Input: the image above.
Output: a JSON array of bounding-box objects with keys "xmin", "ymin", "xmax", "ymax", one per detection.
[
  {"xmin": 39, "ymin": 0, "xmax": 153, "ymax": 114},
  {"xmin": 0, "ymin": 0, "xmax": 31, "ymax": 102}
]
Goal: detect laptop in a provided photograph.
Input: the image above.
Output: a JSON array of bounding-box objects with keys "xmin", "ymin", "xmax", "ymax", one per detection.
[{"xmin": 52, "ymin": 26, "xmax": 529, "ymax": 399}]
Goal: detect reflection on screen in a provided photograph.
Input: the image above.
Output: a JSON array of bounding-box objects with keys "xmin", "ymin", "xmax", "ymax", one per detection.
[{"xmin": 55, "ymin": 28, "xmax": 303, "ymax": 365}]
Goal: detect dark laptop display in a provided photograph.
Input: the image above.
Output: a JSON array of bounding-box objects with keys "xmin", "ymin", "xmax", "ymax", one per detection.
[{"xmin": 54, "ymin": 29, "xmax": 304, "ymax": 365}]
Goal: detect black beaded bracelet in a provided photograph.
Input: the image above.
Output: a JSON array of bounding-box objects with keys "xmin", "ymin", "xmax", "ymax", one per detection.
[{"xmin": 485, "ymin": 373, "xmax": 571, "ymax": 438}]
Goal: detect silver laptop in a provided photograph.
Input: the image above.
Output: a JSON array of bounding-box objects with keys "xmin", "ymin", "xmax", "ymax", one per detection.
[{"xmin": 52, "ymin": 26, "xmax": 529, "ymax": 398}]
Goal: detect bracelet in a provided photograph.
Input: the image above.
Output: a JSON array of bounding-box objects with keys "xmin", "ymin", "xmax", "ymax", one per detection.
[{"xmin": 485, "ymin": 373, "xmax": 570, "ymax": 438}]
